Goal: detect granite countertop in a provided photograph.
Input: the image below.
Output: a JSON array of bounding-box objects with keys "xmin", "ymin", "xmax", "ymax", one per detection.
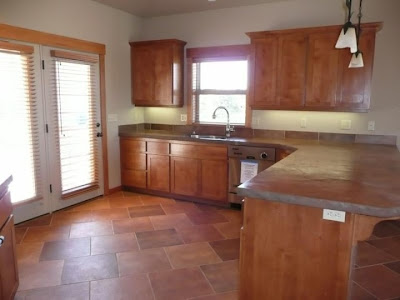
[{"xmin": 119, "ymin": 129, "xmax": 400, "ymax": 218}]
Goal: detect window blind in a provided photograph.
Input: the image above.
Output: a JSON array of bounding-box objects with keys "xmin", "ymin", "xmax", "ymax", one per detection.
[
  {"xmin": 49, "ymin": 50, "xmax": 100, "ymax": 198},
  {"xmin": 0, "ymin": 41, "xmax": 42, "ymax": 203}
]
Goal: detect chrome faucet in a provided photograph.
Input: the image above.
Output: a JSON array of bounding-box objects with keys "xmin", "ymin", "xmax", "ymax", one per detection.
[{"xmin": 212, "ymin": 106, "xmax": 235, "ymax": 137}]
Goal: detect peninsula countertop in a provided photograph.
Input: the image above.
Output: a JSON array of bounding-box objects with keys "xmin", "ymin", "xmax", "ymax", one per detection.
[{"xmin": 119, "ymin": 128, "xmax": 400, "ymax": 218}]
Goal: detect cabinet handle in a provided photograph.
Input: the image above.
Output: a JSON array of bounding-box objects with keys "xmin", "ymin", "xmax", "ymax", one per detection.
[{"xmin": 0, "ymin": 235, "xmax": 4, "ymax": 247}]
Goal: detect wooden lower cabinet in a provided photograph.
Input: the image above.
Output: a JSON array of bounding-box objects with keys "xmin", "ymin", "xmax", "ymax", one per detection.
[
  {"xmin": 170, "ymin": 157, "xmax": 200, "ymax": 197},
  {"xmin": 120, "ymin": 137, "xmax": 229, "ymax": 204},
  {"xmin": 0, "ymin": 216, "xmax": 19, "ymax": 300},
  {"xmin": 147, "ymin": 154, "xmax": 170, "ymax": 192},
  {"xmin": 200, "ymin": 160, "xmax": 228, "ymax": 202},
  {"xmin": 121, "ymin": 170, "xmax": 146, "ymax": 189}
]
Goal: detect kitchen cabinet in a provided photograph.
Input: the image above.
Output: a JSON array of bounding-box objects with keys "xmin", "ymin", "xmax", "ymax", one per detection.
[
  {"xmin": 0, "ymin": 215, "xmax": 18, "ymax": 300},
  {"xmin": 120, "ymin": 138, "xmax": 146, "ymax": 188},
  {"xmin": 147, "ymin": 141, "xmax": 170, "ymax": 193},
  {"xmin": 201, "ymin": 160, "xmax": 228, "ymax": 201},
  {"xmin": 247, "ymin": 23, "xmax": 382, "ymax": 112},
  {"xmin": 305, "ymin": 32, "xmax": 340, "ymax": 109},
  {"xmin": 129, "ymin": 39, "xmax": 186, "ymax": 107},
  {"xmin": 0, "ymin": 176, "xmax": 19, "ymax": 300},
  {"xmin": 170, "ymin": 157, "xmax": 200, "ymax": 197},
  {"xmin": 120, "ymin": 137, "xmax": 228, "ymax": 204},
  {"xmin": 336, "ymin": 31, "xmax": 375, "ymax": 111},
  {"xmin": 170, "ymin": 142, "xmax": 228, "ymax": 202}
]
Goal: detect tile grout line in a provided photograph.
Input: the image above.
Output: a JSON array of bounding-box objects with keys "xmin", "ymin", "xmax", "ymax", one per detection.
[
  {"xmin": 146, "ymin": 272, "xmax": 157, "ymax": 300},
  {"xmin": 352, "ymin": 280, "xmax": 379, "ymax": 299}
]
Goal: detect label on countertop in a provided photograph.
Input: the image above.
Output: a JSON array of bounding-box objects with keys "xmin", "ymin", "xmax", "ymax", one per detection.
[
  {"xmin": 240, "ymin": 160, "xmax": 259, "ymax": 183},
  {"xmin": 323, "ymin": 209, "xmax": 346, "ymax": 223}
]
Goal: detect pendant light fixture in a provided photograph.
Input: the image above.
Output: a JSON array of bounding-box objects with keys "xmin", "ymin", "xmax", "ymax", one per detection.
[
  {"xmin": 335, "ymin": 0, "xmax": 358, "ymax": 53},
  {"xmin": 349, "ymin": 0, "xmax": 364, "ymax": 68}
]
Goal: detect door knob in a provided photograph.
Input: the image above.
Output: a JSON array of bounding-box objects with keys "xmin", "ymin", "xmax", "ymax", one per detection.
[{"xmin": 0, "ymin": 235, "xmax": 4, "ymax": 248}]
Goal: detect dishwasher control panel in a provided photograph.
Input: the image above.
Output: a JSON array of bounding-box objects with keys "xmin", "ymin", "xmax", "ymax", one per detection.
[{"xmin": 228, "ymin": 145, "xmax": 276, "ymax": 161}]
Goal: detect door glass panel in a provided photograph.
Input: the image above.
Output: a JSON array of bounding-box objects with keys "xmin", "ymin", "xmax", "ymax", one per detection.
[
  {"xmin": 0, "ymin": 47, "xmax": 42, "ymax": 203},
  {"xmin": 53, "ymin": 59, "xmax": 99, "ymax": 196}
]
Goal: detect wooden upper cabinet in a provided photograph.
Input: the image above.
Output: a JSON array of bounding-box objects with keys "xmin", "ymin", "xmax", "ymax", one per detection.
[
  {"xmin": 336, "ymin": 30, "xmax": 376, "ymax": 111},
  {"xmin": 131, "ymin": 45, "xmax": 154, "ymax": 104},
  {"xmin": 305, "ymin": 32, "xmax": 340, "ymax": 109},
  {"xmin": 250, "ymin": 37, "xmax": 278, "ymax": 107},
  {"xmin": 130, "ymin": 39, "xmax": 186, "ymax": 107},
  {"xmin": 276, "ymin": 33, "xmax": 307, "ymax": 108},
  {"xmin": 247, "ymin": 23, "xmax": 382, "ymax": 112}
]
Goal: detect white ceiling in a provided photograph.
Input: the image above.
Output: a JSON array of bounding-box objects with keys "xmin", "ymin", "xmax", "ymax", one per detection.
[{"xmin": 92, "ymin": 0, "xmax": 288, "ymax": 18}]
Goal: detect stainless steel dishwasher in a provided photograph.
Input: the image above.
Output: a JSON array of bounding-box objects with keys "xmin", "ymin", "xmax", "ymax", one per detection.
[{"xmin": 228, "ymin": 145, "xmax": 276, "ymax": 204}]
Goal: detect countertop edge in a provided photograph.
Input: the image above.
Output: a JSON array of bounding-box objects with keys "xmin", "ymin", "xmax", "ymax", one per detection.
[{"xmin": 237, "ymin": 187, "xmax": 400, "ymax": 218}]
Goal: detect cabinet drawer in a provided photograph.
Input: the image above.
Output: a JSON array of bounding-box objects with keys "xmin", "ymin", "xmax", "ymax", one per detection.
[
  {"xmin": 121, "ymin": 152, "xmax": 146, "ymax": 170},
  {"xmin": 120, "ymin": 138, "xmax": 146, "ymax": 153},
  {"xmin": 0, "ymin": 192, "xmax": 12, "ymax": 229},
  {"xmin": 170, "ymin": 143, "xmax": 227, "ymax": 160},
  {"xmin": 121, "ymin": 170, "xmax": 146, "ymax": 188},
  {"xmin": 147, "ymin": 141, "xmax": 169, "ymax": 155}
]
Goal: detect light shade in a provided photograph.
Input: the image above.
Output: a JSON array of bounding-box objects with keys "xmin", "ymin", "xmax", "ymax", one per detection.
[
  {"xmin": 349, "ymin": 52, "xmax": 364, "ymax": 68},
  {"xmin": 335, "ymin": 27, "xmax": 358, "ymax": 53}
]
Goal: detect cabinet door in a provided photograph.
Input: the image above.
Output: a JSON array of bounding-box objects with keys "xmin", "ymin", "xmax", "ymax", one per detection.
[
  {"xmin": 200, "ymin": 160, "xmax": 228, "ymax": 202},
  {"xmin": 131, "ymin": 45, "xmax": 154, "ymax": 104},
  {"xmin": 305, "ymin": 32, "xmax": 340, "ymax": 108},
  {"xmin": 170, "ymin": 157, "xmax": 200, "ymax": 197},
  {"xmin": 276, "ymin": 33, "xmax": 307, "ymax": 108},
  {"xmin": 0, "ymin": 216, "xmax": 19, "ymax": 300},
  {"xmin": 251, "ymin": 37, "xmax": 279, "ymax": 108},
  {"xmin": 120, "ymin": 139, "xmax": 146, "ymax": 170},
  {"xmin": 153, "ymin": 44, "xmax": 173, "ymax": 105},
  {"xmin": 336, "ymin": 31, "xmax": 375, "ymax": 111},
  {"xmin": 147, "ymin": 154, "xmax": 170, "ymax": 192}
]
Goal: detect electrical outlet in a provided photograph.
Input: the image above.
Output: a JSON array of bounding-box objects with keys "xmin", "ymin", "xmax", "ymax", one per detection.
[
  {"xmin": 323, "ymin": 209, "xmax": 346, "ymax": 223},
  {"xmin": 300, "ymin": 118, "xmax": 307, "ymax": 128},
  {"xmin": 180, "ymin": 114, "xmax": 187, "ymax": 122},
  {"xmin": 340, "ymin": 120, "xmax": 352, "ymax": 130},
  {"xmin": 368, "ymin": 121, "xmax": 375, "ymax": 131}
]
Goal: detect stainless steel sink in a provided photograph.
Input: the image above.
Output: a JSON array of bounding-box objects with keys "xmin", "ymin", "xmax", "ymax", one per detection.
[{"xmin": 190, "ymin": 134, "xmax": 228, "ymax": 141}]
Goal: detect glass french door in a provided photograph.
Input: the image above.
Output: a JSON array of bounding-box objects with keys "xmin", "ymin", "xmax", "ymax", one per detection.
[
  {"xmin": 0, "ymin": 41, "xmax": 50, "ymax": 223},
  {"xmin": 42, "ymin": 47, "xmax": 104, "ymax": 212},
  {"xmin": 0, "ymin": 41, "xmax": 104, "ymax": 223}
]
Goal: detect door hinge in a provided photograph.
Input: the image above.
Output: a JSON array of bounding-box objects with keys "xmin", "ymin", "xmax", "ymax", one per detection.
[
  {"xmin": 49, "ymin": 184, "xmax": 52, "ymax": 193},
  {"xmin": 45, "ymin": 124, "xmax": 49, "ymax": 133},
  {"xmin": 42, "ymin": 60, "xmax": 45, "ymax": 70}
]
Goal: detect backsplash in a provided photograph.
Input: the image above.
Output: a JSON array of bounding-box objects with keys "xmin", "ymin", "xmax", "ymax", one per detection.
[{"xmin": 119, "ymin": 123, "xmax": 398, "ymax": 146}]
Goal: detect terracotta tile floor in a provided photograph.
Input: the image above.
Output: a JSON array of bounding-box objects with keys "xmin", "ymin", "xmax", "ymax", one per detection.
[
  {"xmin": 14, "ymin": 192, "xmax": 400, "ymax": 300},
  {"xmin": 14, "ymin": 192, "xmax": 241, "ymax": 300}
]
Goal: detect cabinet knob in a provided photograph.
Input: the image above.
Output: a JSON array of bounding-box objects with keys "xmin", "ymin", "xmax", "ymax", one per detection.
[{"xmin": 0, "ymin": 235, "xmax": 4, "ymax": 247}]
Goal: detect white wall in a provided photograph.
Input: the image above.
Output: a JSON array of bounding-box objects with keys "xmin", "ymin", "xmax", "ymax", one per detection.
[
  {"xmin": 141, "ymin": 0, "xmax": 400, "ymax": 136},
  {"xmin": 0, "ymin": 0, "xmax": 144, "ymax": 188}
]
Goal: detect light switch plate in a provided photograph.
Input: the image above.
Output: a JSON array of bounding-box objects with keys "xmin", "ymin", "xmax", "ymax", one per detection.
[
  {"xmin": 107, "ymin": 114, "xmax": 118, "ymax": 122},
  {"xmin": 300, "ymin": 118, "xmax": 307, "ymax": 128},
  {"xmin": 180, "ymin": 114, "xmax": 187, "ymax": 122},
  {"xmin": 368, "ymin": 121, "xmax": 375, "ymax": 131},
  {"xmin": 323, "ymin": 209, "xmax": 346, "ymax": 223}
]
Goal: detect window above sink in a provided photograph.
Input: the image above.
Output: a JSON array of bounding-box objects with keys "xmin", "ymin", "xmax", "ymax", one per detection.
[{"xmin": 187, "ymin": 45, "xmax": 252, "ymax": 128}]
